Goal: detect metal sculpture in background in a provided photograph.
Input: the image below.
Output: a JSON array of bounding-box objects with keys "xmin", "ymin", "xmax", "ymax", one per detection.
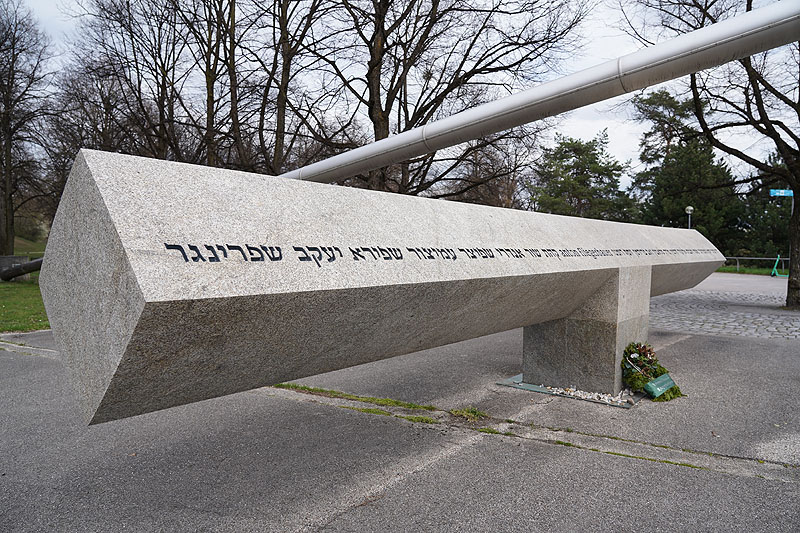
[{"xmin": 280, "ymin": 2, "xmax": 800, "ymax": 184}]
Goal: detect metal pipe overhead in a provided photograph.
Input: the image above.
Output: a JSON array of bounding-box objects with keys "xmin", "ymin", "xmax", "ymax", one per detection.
[{"xmin": 279, "ymin": 1, "xmax": 800, "ymax": 183}]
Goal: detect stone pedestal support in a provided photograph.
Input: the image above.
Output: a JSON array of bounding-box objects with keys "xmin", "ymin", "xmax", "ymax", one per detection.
[{"xmin": 522, "ymin": 266, "xmax": 652, "ymax": 394}]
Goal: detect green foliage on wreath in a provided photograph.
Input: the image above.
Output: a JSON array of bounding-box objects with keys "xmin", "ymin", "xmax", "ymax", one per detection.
[{"xmin": 621, "ymin": 342, "xmax": 684, "ymax": 402}]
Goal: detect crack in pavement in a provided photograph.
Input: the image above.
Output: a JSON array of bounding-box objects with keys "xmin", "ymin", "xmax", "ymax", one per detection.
[
  {"xmin": 0, "ymin": 341, "xmax": 59, "ymax": 359},
  {"xmin": 263, "ymin": 386, "xmax": 799, "ymax": 494}
]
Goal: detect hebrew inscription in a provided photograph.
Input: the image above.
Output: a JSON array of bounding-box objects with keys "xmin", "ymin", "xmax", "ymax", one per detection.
[
  {"xmin": 164, "ymin": 243, "xmax": 283, "ymax": 263},
  {"xmin": 458, "ymin": 248, "xmax": 494, "ymax": 259},
  {"xmin": 350, "ymin": 247, "xmax": 403, "ymax": 261},
  {"xmin": 294, "ymin": 246, "xmax": 343, "ymax": 267},
  {"xmin": 164, "ymin": 243, "xmax": 718, "ymax": 269},
  {"xmin": 407, "ymin": 247, "xmax": 456, "ymax": 260}
]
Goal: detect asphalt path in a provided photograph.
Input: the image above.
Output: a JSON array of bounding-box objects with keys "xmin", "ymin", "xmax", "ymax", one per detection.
[{"xmin": 1, "ymin": 273, "xmax": 798, "ymax": 531}]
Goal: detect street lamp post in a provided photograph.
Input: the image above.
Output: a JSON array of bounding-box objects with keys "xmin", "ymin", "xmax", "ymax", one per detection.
[{"xmin": 685, "ymin": 206, "xmax": 694, "ymax": 229}]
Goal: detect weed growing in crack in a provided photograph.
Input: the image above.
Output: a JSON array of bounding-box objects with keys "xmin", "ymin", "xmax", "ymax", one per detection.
[
  {"xmin": 450, "ymin": 406, "xmax": 489, "ymax": 422},
  {"xmin": 274, "ymin": 383, "xmax": 437, "ymax": 411},
  {"xmin": 396, "ymin": 415, "xmax": 439, "ymax": 424},
  {"xmin": 341, "ymin": 406, "xmax": 392, "ymax": 416}
]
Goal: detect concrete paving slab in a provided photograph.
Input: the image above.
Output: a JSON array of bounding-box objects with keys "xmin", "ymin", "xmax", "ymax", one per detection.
[
  {"xmin": 507, "ymin": 333, "xmax": 800, "ymax": 464},
  {"xmin": 694, "ymin": 272, "xmax": 787, "ymax": 294},
  {"xmin": 2, "ymin": 345, "xmax": 797, "ymax": 532},
  {"xmin": 1, "ymin": 350, "xmax": 456, "ymax": 532},
  {"xmin": 323, "ymin": 437, "xmax": 798, "ymax": 532},
  {"xmin": 2, "ymin": 272, "xmax": 798, "ymax": 531},
  {"xmin": 295, "ymin": 328, "xmax": 800, "ymax": 465},
  {"xmin": 297, "ymin": 329, "xmax": 523, "ymax": 411},
  {"xmin": 0, "ymin": 330, "xmax": 58, "ymax": 351}
]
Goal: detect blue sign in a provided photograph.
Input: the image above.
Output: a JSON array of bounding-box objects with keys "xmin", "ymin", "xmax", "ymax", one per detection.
[{"xmin": 770, "ymin": 189, "xmax": 793, "ymax": 197}]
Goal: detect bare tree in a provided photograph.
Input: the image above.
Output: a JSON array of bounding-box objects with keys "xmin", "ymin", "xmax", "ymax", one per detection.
[
  {"xmin": 442, "ymin": 128, "xmax": 538, "ymax": 208},
  {"xmin": 620, "ymin": 0, "xmax": 800, "ymax": 307},
  {"xmin": 76, "ymin": 0, "xmax": 332, "ymax": 174},
  {"xmin": 235, "ymin": 0, "xmax": 350, "ymax": 175},
  {"xmin": 39, "ymin": 57, "xmax": 138, "ymax": 219},
  {"xmin": 303, "ymin": 0, "xmax": 588, "ymax": 195},
  {"xmin": 62, "ymin": 0, "xmax": 588, "ymax": 205},
  {"xmin": 172, "ymin": 0, "xmax": 228, "ymax": 166},
  {"xmin": 76, "ymin": 0, "xmax": 194, "ymax": 161},
  {"xmin": 0, "ymin": 0, "xmax": 52, "ymax": 254},
  {"xmin": 171, "ymin": 0, "xmax": 265, "ymax": 169}
]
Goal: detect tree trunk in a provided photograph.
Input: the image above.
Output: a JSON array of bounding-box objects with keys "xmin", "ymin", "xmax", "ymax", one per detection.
[
  {"xmin": 227, "ymin": 0, "xmax": 248, "ymax": 168},
  {"xmin": 272, "ymin": 59, "xmax": 290, "ymax": 174},
  {"xmin": 0, "ymin": 257, "xmax": 42, "ymax": 281},
  {"xmin": 205, "ymin": 13, "xmax": 217, "ymax": 167},
  {"xmin": 365, "ymin": 3, "xmax": 389, "ymax": 191},
  {"xmin": 272, "ymin": 0, "xmax": 291, "ymax": 174},
  {"xmin": 1, "ymin": 192, "xmax": 11, "ymax": 255},
  {"xmin": 1, "ymin": 116, "xmax": 13, "ymax": 255},
  {"xmin": 787, "ymin": 188, "xmax": 799, "ymax": 308}
]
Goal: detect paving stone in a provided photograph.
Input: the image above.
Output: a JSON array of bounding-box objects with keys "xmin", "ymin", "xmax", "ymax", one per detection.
[{"xmin": 650, "ymin": 289, "xmax": 799, "ymax": 339}]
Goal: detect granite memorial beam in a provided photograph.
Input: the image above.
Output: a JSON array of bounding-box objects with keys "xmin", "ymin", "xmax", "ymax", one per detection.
[{"xmin": 40, "ymin": 150, "xmax": 724, "ymax": 424}]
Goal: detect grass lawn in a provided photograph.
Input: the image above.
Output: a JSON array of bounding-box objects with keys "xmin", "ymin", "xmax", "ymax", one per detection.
[
  {"xmin": 13, "ymin": 236, "xmax": 47, "ymax": 259},
  {"xmin": 717, "ymin": 265, "xmax": 789, "ymax": 276},
  {"xmin": 0, "ymin": 275, "xmax": 49, "ymax": 332}
]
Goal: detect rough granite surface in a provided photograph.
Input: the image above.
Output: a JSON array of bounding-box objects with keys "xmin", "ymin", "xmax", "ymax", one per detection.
[
  {"xmin": 40, "ymin": 150, "xmax": 724, "ymax": 424},
  {"xmin": 523, "ymin": 266, "xmax": 651, "ymax": 393}
]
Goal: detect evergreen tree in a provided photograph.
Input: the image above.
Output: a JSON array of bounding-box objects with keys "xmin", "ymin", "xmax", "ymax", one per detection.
[
  {"xmin": 636, "ymin": 140, "xmax": 744, "ymax": 254},
  {"xmin": 736, "ymin": 168, "xmax": 791, "ymax": 259},
  {"xmin": 528, "ymin": 131, "xmax": 634, "ymax": 221},
  {"xmin": 630, "ymin": 91, "xmax": 745, "ymax": 255},
  {"xmin": 621, "ymin": 0, "xmax": 800, "ymax": 306}
]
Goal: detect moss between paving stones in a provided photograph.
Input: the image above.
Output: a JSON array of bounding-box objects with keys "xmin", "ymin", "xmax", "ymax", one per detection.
[
  {"xmin": 341, "ymin": 406, "xmax": 392, "ymax": 416},
  {"xmin": 396, "ymin": 415, "xmax": 439, "ymax": 424},
  {"xmin": 450, "ymin": 406, "xmax": 489, "ymax": 422},
  {"xmin": 274, "ymin": 383, "xmax": 437, "ymax": 410}
]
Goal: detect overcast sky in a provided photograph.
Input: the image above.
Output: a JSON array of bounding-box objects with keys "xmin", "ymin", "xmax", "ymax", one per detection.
[{"xmin": 23, "ymin": 0, "xmax": 769, "ymax": 188}]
